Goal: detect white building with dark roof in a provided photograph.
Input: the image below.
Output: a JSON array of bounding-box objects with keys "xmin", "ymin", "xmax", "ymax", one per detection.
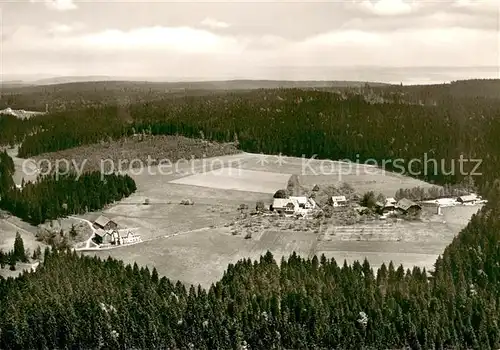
[{"xmin": 331, "ymin": 195, "xmax": 347, "ymax": 207}]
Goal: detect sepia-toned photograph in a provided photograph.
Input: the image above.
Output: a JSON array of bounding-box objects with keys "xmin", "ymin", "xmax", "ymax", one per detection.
[{"xmin": 0, "ymin": 0, "xmax": 498, "ymax": 348}]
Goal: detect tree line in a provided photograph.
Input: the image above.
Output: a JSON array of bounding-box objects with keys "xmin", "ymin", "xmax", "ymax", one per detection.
[{"xmin": 0, "ymin": 152, "xmax": 136, "ymax": 225}]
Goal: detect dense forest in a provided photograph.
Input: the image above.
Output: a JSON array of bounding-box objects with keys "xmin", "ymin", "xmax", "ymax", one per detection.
[
  {"xmin": 1, "ymin": 189, "xmax": 500, "ymax": 349},
  {"xmin": 0, "ymin": 151, "xmax": 136, "ymax": 225},
  {"xmin": 2, "ymin": 81, "xmax": 500, "ymax": 188},
  {"xmin": 1, "ymin": 79, "xmax": 498, "ymax": 111}
]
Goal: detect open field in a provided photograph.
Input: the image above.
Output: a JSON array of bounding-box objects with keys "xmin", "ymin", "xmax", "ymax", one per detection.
[
  {"xmin": 4, "ymin": 146, "xmax": 39, "ymax": 186},
  {"xmin": 80, "ymin": 152, "xmax": 481, "ymax": 287},
  {"xmin": 91, "ymin": 227, "xmax": 318, "ymax": 287},
  {"xmin": 0, "ymin": 212, "xmax": 46, "ymax": 279},
  {"xmin": 170, "ymin": 168, "xmax": 291, "ymax": 194},
  {"xmin": 0, "ymin": 212, "xmax": 42, "ymax": 252},
  {"xmin": 90, "ymin": 206, "xmax": 481, "ymax": 287}
]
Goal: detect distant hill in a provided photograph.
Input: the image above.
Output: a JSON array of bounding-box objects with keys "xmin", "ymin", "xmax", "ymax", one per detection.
[
  {"xmin": 376, "ymin": 79, "xmax": 500, "ymax": 102},
  {"xmin": 2, "ymin": 81, "xmax": 35, "ymax": 88},
  {"xmin": 1, "ymin": 78, "xmax": 499, "ymax": 112},
  {"xmin": 32, "ymin": 76, "xmax": 115, "ymax": 85},
  {"xmin": 9, "ymin": 78, "xmax": 393, "ymax": 89}
]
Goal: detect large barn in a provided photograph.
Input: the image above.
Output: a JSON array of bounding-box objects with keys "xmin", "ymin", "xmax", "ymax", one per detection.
[
  {"xmin": 395, "ymin": 198, "xmax": 422, "ymax": 215},
  {"xmin": 93, "ymin": 215, "xmax": 118, "ymax": 231}
]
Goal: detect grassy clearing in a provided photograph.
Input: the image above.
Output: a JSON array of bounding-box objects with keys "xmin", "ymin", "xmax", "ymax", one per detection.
[
  {"xmin": 170, "ymin": 168, "xmax": 291, "ymax": 194},
  {"xmin": 0, "ymin": 212, "xmax": 46, "ymax": 263}
]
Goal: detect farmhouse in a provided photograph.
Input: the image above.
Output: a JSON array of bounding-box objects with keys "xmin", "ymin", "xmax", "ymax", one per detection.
[
  {"xmin": 93, "ymin": 215, "xmax": 118, "ymax": 231},
  {"xmin": 272, "ymin": 198, "xmax": 296, "ymax": 214},
  {"xmin": 289, "ymin": 196, "xmax": 316, "ymax": 209},
  {"xmin": 109, "ymin": 230, "xmax": 141, "ymax": 245},
  {"xmin": 331, "ymin": 196, "xmax": 347, "ymax": 207},
  {"xmin": 457, "ymin": 194, "xmax": 478, "ymax": 205},
  {"xmin": 395, "ymin": 198, "xmax": 422, "ymax": 215},
  {"xmin": 93, "ymin": 228, "xmax": 113, "ymax": 245},
  {"xmin": 117, "ymin": 230, "xmax": 141, "ymax": 245},
  {"xmin": 272, "ymin": 196, "xmax": 317, "ymax": 216}
]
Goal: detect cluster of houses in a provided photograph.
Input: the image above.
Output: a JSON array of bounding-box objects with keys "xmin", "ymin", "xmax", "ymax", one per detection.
[
  {"xmin": 92, "ymin": 215, "xmax": 141, "ymax": 247},
  {"xmin": 268, "ymin": 189, "xmax": 484, "ymax": 219},
  {"xmin": 360, "ymin": 193, "xmax": 485, "ymax": 218},
  {"xmin": 371, "ymin": 197, "xmax": 422, "ymax": 217},
  {"xmin": 270, "ymin": 193, "xmax": 425, "ymax": 218}
]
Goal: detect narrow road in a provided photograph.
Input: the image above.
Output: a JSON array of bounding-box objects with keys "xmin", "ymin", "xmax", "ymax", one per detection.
[{"xmin": 69, "ymin": 216, "xmax": 96, "ymax": 248}]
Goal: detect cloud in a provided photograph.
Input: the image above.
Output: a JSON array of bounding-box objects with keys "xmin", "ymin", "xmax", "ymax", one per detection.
[
  {"xmin": 5, "ymin": 25, "xmax": 242, "ymax": 55},
  {"xmin": 48, "ymin": 22, "xmax": 84, "ymax": 35},
  {"xmin": 355, "ymin": 0, "xmax": 415, "ymax": 16},
  {"xmin": 30, "ymin": 0, "xmax": 78, "ymax": 11},
  {"xmin": 301, "ymin": 30, "xmax": 386, "ymax": 46},
  {"xmin": 200, "ymin": 17, "xmax": 230, "ymax": 29},
  {"xmin": 3, "ymin": 17, "xmax": 498, "ymax": 80},
  {"xmin": 78, "ymin": 26, "xmax": 242, "ymax": 54},
  {"xmin": 453, "ymin": 0, "xmax": 498, "ymax": 9},
  {"xmin": 339, "ymin": 8, "xmax": 498, "ymax": 32}
]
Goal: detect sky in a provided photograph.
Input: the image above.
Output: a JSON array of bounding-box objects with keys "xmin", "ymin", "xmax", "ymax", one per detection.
[{"xmin": 1, "ymin": 0, "xmax": 499, "ymax": 83}]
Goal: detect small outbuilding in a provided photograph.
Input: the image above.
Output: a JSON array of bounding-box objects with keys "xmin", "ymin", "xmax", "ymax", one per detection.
[
  {"xmin": 331, "ymin": 195, "xmax": 347, "ymax": 207},
  {"xmin": 457, "ymin": 194, "xmax": 478, "ymax": 205}
]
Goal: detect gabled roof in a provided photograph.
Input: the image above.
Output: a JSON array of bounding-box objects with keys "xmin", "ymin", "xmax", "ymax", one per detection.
[
  {"xmin": 94, "ymin": 228, "xmax": 109, "ymax": 238},
  {"xmin": 331, "ymin": 195, "xmax": 347, "ymax": 202},
  {"xmin": 94, "ymin": 215, "xmax": 111, "ymax": 227},
  {"xmin": 119, "ymin": 230, "xmax": 132, "ymax": 239},
  {"xmin": 457, "ymin": 194, "xmax": 478, "ymax": 202},
  {"xmin": 376, "ymin": 198, "xmax": 396, "ymax": 208},
  {"xmin": 396, "ymin": 198, "xmax": 421, "ymax": 211},
  {"xmin": 289, "ymin": 196, "xmax": 307, "ymax": 204}
]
